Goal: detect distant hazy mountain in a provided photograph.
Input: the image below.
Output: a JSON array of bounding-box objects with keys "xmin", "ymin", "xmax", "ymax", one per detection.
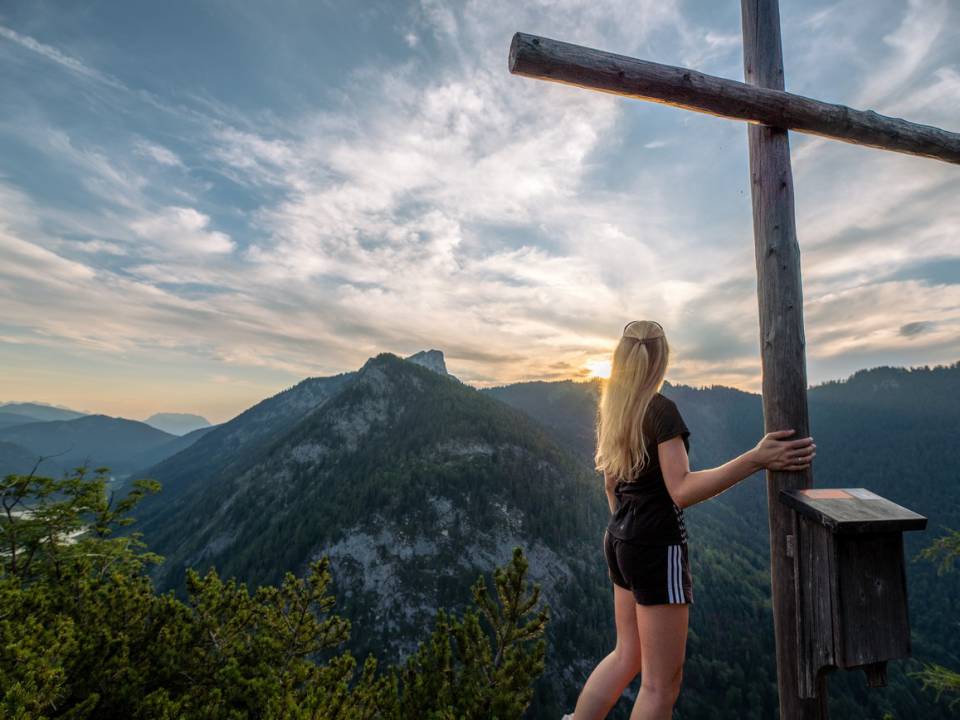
[
  {"xmin": 0, "ymin": 416, "xmax": 216, "ymax": 481},
  {"xmin": 0, "ymin": 402, "xmax": 86, "ymax": 422},
  {"xmin": 130, "ymin": 357, "xmax": 960, "ymax": 719},
  {"xmin": 129, "ymin": 425, "xmax": 218, "ymax": 473},
  {"xmin": 0, "ymin": 415, "xmax": 175, "ymax": 477},
  {"xmin": 144, "ymin": 412, "xmax": 211, "ymax": 436},
  {"xmin": 0, "ymin": 412, "xmax": 37, "ymax": 430}
]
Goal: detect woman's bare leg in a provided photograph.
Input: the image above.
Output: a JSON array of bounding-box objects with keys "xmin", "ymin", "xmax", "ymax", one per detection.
[
  {"xmin": 630, "ymin": 603, "xmax": 688, "ymax": 720},
  {"xmin": 572, "ymin": 584, "xmax": 643, "ymax": 719}
]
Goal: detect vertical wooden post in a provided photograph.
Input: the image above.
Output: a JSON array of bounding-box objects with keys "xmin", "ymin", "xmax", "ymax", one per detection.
[{"xmin": 740, "ymin": 1, "xmax": 829, "ymax": 717}]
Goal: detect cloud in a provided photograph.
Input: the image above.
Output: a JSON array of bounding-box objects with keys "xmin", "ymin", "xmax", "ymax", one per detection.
[
  {"xmin": 856, "ymin": 0, "xmax": 949, "ymax": 109},
  {"xmin": 21, "ymin": 128, "xmax": 150, "ymax": 210},
  {"xmin": 130, "ymin": 207, "xmax": 234, "ymax": 255},
  {"xmin": 900, "ymin": 320, "xmax": 934, "ymax": 337},
  {"xmin": 71, "ymin": 239, "xmax": 128, "ymax": 255},
  {"xmin": 805, "ymin": 279, "xmax": 960, "ymax": 359},
  {"xmin": 0, "ymin": 23, "xmax": 127, "ymax": 91},
  {"xmin": 210, "ymin": 127, "xmax": 298, "ymax": 187},
  {"xmin": 0, "ymin": 0, "xmax": 957, "ymax": 417},
  {"xmin": 134, "ymin": 140, "xmax": 184, "ymax": 168}
]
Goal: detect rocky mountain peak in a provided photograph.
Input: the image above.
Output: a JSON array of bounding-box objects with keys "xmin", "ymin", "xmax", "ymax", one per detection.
[{"xmin": 405, "ymin": 349, "xmax": 449, "ymax": 376}]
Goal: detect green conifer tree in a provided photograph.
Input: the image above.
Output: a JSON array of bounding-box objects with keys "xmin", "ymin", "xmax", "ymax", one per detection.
[
  {"xmin": 393, "ymin": 547, "xmax": 549, "ymax": 719},
  {"xmin": 912, "ymin": 528, "xmax": 960, "ymax": 709}
]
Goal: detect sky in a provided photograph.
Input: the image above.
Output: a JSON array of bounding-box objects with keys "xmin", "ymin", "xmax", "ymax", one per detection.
[{"xmin": 0, "ymin": 0, "xmax": 958, "ymax": 423}]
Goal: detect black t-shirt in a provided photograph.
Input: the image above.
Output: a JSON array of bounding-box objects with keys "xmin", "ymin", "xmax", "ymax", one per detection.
[{"xmin": 606, "ymin": 393, "xmax": 691, "ymax": 545}]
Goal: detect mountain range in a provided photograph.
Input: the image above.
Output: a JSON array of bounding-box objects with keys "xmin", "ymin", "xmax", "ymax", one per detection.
[
  {"xmin": 0, "ymin": 402, "xmax": 214, "ymax": 479},
  {"xmin": 10, "ymin": 355, "xmax": 959, "ymax": 719},
  {"xmin": 134, "ymin": 352, "xmax": 605, "ymax": 706},
  {"xmin": 0, "ymin": 401, "xmax": 86, "ymax": 422},
  {"xmin": 125, "ymin": 353, "xmax": 959, "ymax": 719}
]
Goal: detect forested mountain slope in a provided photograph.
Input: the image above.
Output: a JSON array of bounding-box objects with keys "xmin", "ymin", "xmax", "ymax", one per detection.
[
  {"xmin": 135, "ymin": 371, "xmax": 357, "ymax": 516},
  {"xmin": 137, "ymin": 353, "xmax": 608, "ymax": 715}
]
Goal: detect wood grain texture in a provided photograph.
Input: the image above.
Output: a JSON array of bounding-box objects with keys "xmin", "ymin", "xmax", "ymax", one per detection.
[
  {"xmin": 793, "ymin": 515, "xmax": 914, "ymax": 697},
  {"xmin": 836, "ymin": 533, "xmax": 912, "ymax": 668},
  {"xmin": 741, "ymin": 1, "xmax": 827, "ymax": 717},
  {"xmin": 795, "ymin": 514, "xmax": 838, "ymax": 699},
  {"xmin": 781, "ymin": 489, "xmax": 928, "ymax": 534},
  {"xmin": 508, "ymin": 32, "xmax": 960, "ymax": 165}
]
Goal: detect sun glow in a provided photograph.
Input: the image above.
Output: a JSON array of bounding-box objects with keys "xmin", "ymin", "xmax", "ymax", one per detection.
[{"xmin": 585, "ymin": 358, "xmax": 612, "ymax": 379}]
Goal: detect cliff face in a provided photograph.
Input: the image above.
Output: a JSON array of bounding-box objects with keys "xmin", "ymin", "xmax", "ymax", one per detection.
[{"xmin": 404, "ymin": 349, "xmax": 450, "ymax": 376}]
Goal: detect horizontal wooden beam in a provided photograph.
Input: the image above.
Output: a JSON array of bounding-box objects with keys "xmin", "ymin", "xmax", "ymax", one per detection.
[{"xmin": 509, "ymin": 32, "xmax": 960, "ymax": 165}]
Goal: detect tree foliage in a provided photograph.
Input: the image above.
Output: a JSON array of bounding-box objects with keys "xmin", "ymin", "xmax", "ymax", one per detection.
[
  {"xmin": 395, "ymin": 548, "xmax": 548, "ymax": 719},
  {"xmin": 0, "ymin": 468, "xmax": 548, "ymax": 719},
  {"xmin": 911, "ymin": 528, "xmax": 960, "ymax": 710}
]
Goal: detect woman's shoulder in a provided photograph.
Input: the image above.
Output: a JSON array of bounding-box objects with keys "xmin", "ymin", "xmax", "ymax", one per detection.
[
  {"xmin": 644, "ymin": 392, "xmax": 665, "ymax": 422},
  {"xmin": 651, "ymin": 392, "xmax": 676, "ymax": 411},
  {"xmin": 641, "ymin": 393, "xmax": 685, "ymax": 437},
  {"xmin": 654, "ymin": 391, "xmax": 684, "ymax": 409}
]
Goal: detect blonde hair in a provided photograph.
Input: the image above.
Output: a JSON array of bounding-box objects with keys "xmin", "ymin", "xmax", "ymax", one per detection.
[{"xmin": 594, "ymin": 320, "xmax": 671, "ymax": 482}]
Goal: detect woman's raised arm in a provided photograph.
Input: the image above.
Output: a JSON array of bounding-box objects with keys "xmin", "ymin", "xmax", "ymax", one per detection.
[{"xmin": 660, "ymin": 429, "xmax": 816, "ymax": 509}]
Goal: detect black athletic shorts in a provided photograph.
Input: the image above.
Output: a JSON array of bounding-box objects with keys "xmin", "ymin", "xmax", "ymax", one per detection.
[{"xmin": 604, "ymin": 529, "xmax": 693, "ymax": 605}]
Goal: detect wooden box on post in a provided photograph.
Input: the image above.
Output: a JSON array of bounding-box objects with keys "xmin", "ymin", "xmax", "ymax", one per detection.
[{"xmin": 779, "ymin": 488, "xmax": 927, "ymax": 699}]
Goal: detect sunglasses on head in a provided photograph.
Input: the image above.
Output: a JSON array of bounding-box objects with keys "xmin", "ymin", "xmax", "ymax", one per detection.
[{"xmin": 623, "ymin": 320, "xmax": 663, "ymax": 334}]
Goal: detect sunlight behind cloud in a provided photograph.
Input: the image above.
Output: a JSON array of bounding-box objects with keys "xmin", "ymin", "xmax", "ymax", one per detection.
[{"xmin": 585, "ymin": 358, "xmax": 612, "ymax": 379}]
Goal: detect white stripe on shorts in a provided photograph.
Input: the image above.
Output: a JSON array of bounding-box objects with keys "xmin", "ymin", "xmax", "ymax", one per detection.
[
  {"xmin": 676, "ymin": 545, "xmax": 684, "ymax": 602},
  {"xmin": 667, "ymin": 546, "xmax": 674, "ymax": 603},
  {"xmin": 667, "ymin": 545, "xmax": 675, "ymax": 603},
  {"xmin": 667, "ymin": 545, "xmax": 684, "ymax": 603}
]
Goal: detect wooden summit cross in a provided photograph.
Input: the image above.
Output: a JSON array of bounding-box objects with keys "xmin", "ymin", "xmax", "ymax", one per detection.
[{"xmin": 508, "ymin": 1, "xmax": 959, "ymax": 718}]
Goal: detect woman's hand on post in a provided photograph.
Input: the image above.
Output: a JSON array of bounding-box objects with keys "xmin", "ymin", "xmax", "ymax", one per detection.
[{"xmin": 751, "ymin": 429, "xmax": 816, "ymax": 471}]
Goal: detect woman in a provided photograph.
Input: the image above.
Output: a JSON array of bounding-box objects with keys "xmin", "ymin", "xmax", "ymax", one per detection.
[{"xmin": 567, "ymin": 320, "xmax": 816, "ymax": 720}]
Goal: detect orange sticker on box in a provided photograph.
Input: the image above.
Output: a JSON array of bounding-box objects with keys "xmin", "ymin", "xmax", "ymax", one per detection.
[{"xmin": 800, "ymin": 489, "xmax": 852, "ymax": 499}]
